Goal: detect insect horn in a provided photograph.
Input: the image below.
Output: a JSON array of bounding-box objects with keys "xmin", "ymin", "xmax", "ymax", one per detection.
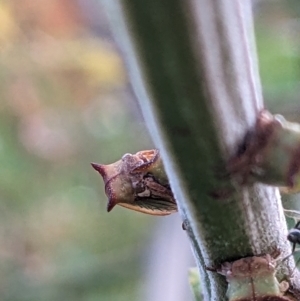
[
  {"xmin": 91, "ymin": 162, "xmax": 122, "ymax": 212},
  {"xmin": 91, "ymin": 163, "xmax": 106, "ymax": 176},
  {"xmin": 107, "ymin": 198, "xmax": 117, "ymax": 212}
]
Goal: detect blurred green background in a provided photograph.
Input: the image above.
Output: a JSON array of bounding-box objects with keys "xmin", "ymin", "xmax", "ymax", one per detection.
[
  {"xmin": 1, "ymin": 1, "xmax": 300, "ymax": 301},
  {"xmin": 0, "ymin": 1, "xmax": 157, "ymax": 300},
  {"xmin": 256, "ymin": 0, "xmax": 300, "ymax": 119}
]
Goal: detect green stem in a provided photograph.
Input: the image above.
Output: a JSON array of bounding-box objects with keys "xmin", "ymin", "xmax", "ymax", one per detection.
[{"xmin": 103, "ymin": 0, "xmax": 300, "ymax": 299}]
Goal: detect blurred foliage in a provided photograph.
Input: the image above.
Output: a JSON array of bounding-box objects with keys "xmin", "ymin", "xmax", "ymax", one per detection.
[
  {"xmin": 0, "ymin": 1, "xmax": 156, "ymax": 300},
  {"xmin": 188, "ymin": 268, "xmax": 202, "ymax": 301},
  {"xmin": 255, "ymin": 0, "xmax": 300, "ymax": 121}
]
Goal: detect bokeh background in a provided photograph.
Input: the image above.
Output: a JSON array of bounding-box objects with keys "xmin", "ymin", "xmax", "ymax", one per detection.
[{"xmin": 0, "ymin": 1, "xmax": 300, "ymax": 301}]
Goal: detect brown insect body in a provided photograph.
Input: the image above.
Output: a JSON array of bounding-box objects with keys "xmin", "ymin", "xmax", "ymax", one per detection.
[{"xmin": 91, "ymin": 149, "xmax": 177, "ymax": 215}]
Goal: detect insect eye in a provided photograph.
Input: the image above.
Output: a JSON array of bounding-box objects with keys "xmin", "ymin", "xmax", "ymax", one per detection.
[{"xmin": 132, "ymin": 180, "xmax": 145, "ymax": 193}]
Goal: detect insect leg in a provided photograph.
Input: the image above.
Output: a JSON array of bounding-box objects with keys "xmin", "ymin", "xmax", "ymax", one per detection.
[{"xmin": 295, "ymin": 220, "xmax": 300, "ymax": 229}]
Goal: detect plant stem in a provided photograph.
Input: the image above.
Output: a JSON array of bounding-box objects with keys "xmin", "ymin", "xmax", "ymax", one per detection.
[{"xmin": 103, "ymin": 0, "xmax": 300, "ymax": 299}]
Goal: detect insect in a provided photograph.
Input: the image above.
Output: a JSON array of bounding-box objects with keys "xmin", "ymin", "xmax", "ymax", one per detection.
[
  {"xmin": 282, "ymin": 210, "xmax": 300, "ymax": 262},
  {"xmin": 281, "ymin": 219, "xmax": 300, "ymax": 273},
  {"xmin": 279, "ymin": 215, "xmax": 300, "ymax": 278},
  {"xmin": 287, "ymin": 221, "xmax": 300, "ymax": 255},
  {"xmin": 91, "ymin": 149, "xmax": 178, "ymax": 215}
]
